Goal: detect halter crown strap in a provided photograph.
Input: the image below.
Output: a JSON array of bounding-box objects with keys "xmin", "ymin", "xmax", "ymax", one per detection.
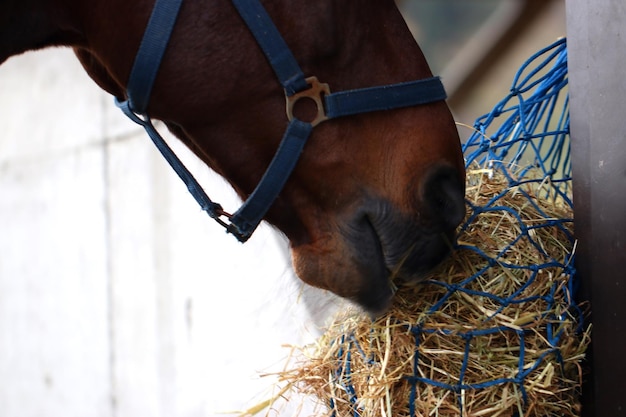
[
  {"xmin": 231, "ymin": 0, "xmax": 308, "ymax": 96},
  {"xmin": 116, "ymin": 0, "xmax": 449, "ymax": 242},
  {"xmin": 125, "ymin": 0, "xmax": 184, "ymax": 114}
]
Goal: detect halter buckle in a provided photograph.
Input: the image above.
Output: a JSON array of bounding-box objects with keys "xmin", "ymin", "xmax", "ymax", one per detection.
[{"xmin": 285, "ymin": 76, "xmax": 330, "ymax": 127}]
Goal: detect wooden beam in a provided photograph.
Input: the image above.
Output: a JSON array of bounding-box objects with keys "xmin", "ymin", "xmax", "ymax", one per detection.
[{"xmin": 566, "ymin": 1, "xmax": 626, "ymax": 416}]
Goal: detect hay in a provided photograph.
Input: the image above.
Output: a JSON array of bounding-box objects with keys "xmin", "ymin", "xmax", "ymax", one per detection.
[{"xmin": 277, "ymin": 166, "xmax": 590, "ymax": 417}]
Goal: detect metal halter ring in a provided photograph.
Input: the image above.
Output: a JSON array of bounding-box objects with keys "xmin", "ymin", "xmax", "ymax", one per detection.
[{"xmin": 285, "ymin": 76, "xmax": 330, "ymax": 127}]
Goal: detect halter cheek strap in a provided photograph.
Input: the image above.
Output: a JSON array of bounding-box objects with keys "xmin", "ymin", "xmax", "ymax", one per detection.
[{"xmin": 116, "ymin": 0, "xmax": 448, "ymax": 242}]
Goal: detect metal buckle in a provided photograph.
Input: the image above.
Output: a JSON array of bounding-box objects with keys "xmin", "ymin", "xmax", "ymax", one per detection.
[{"xmin": 285, "ymin": 76, "xmax": 330, "ymax": 127}]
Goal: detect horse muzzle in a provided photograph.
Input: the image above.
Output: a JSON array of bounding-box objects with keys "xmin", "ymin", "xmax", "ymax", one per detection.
[{"xmin": 339, "ymin": 165, "xmax": 466, "ymax": 314}]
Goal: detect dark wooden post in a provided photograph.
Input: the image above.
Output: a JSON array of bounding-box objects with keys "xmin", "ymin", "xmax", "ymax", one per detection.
[{"xmin": 566, "ymin": 1, "xmax": 626, "ymax": 416}]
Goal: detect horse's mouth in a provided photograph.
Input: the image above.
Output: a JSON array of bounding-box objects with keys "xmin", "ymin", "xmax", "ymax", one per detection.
[
  {"xmin": 342, "ymin": 205, "xmax": 456, "ymax": 314},
  {"xmin": 340, "ymin": 214, "xmax": 394, "ymax": 314}
]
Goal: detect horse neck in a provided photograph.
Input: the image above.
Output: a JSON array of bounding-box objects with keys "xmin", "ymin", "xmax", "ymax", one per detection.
[{"xmin": 0, "ymin": 0, "xmax": 79, "ymax": 64}]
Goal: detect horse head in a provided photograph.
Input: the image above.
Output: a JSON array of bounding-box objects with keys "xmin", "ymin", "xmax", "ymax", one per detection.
[{"xmin": 1, "ymin": 0, "xmax": 465, "ymax": 314}]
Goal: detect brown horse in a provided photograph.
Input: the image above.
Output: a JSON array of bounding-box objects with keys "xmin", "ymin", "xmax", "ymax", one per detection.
[{"xmin": 1, "ymin": 0, "xmax": 465, "ymax": 313}]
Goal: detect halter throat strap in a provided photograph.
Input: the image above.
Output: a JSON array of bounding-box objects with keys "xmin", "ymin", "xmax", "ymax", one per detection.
[{"xmin": 116, "ymin": 0, "xmax": 448, "ymax": 242}]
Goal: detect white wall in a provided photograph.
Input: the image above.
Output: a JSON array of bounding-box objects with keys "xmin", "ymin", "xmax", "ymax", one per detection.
[{"xmin": 0, "ymin": 48, "xmax": 342, "ymax": 417}]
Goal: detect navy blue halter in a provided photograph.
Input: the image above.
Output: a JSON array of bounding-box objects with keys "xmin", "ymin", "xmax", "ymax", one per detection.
[{"xmin": 116, "ymin": 0, "xmax": 448, "ymax": 242}]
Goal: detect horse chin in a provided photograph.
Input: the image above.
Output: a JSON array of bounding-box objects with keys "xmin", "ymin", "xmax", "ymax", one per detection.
[{"xmin": 290, "ymin": 229, "xmax": 395, "ymax": 317}]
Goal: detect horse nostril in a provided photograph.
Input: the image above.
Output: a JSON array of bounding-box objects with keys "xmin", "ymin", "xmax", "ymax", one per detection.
[{"xmin": 421, "ymin": 166, "xmax": 466, "ymax": 231}]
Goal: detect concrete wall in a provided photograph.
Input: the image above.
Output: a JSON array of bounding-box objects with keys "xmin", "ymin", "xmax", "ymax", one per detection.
[{"xmin": 0, "ymin": 48, "xmax": 341, "ymax": 417}]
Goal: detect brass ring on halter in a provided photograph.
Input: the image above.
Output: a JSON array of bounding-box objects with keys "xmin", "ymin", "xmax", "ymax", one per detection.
[{"xmin": 285, "ymin": 76, "xmax": 330, "ymax": 127}]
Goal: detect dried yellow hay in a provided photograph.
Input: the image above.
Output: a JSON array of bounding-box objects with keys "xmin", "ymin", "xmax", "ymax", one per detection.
[{"xmin": 277, "ymin": 166, "xmax": 590, "ymax": 417}]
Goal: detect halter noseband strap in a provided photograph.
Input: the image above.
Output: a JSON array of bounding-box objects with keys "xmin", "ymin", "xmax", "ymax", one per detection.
[{"xmin": 116, "ymin": 0, "xmax": 448, "ymax": 242}]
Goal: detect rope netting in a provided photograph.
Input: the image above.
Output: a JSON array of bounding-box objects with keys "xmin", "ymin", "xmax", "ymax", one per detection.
[
  {"xmin": 417, "ymin": 37, "xmax": 577, "ymax": 414},
  {"xmin": 318, "ymin": 38, "xmax": 585, "ymax": 416},
  {"xmin": 462, "ymin": 37, "xmax": 571, "ymax": 205}
]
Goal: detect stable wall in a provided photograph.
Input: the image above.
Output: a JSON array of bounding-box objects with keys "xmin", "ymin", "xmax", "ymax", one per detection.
[{"xmin": 0, "ymin": 48, "xmax": 339, "ymax": 417}]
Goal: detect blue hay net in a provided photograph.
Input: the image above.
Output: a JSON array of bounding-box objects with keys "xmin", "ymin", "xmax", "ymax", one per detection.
[
  {"xmin": 328, "ymin": 38, "xmax": 580, "ymax": 417},
  {"xmin": 463, "ymin": 37, "xmax": 571, "ymax": 204}
]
